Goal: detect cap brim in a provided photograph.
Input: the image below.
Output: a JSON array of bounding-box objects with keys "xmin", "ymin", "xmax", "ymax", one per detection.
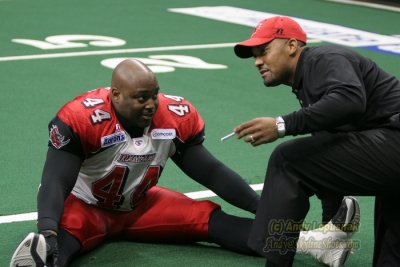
[{"xmin": 234, "ymin": 37, "xmax": 274, "ymax": 58}]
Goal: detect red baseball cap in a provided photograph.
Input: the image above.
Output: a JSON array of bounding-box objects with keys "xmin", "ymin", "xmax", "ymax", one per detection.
[{"xmin": 234, "ymin": 16, "xmax": 307, "ymax": 58}]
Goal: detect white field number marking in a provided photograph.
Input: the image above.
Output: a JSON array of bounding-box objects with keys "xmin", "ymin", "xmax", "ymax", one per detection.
[
  {"xmin": 12, "ymin": 34, "xmax": 126, "ymax": 50},
  {"xmin": 11, "ymin": 34, "xmax": 228, "ymax": 73},
  {"xmin": 101, "ymin": 55, "xmax": 227, "ymax": 73}
]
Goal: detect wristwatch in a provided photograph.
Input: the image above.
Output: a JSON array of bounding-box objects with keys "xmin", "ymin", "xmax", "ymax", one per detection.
[{"xmin": 275, "ymin": 116, "xmax": 286, "ymax": 138}]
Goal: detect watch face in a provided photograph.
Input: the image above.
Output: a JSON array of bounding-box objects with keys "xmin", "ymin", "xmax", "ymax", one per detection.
[{"xmin": 276, "ymin": 117, "xmax": 285, "ymax": 137}]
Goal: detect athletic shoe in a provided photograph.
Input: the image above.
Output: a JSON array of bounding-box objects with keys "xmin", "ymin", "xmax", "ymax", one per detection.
[
  {"xmin": 10, "ymin": 232, "xmax": 47, "ymax": 267},
  {"xmin": 297, "ymin": 196, "xmax": 360, "ymax": 267},
  {"xmin": 330, "ymin": 196, "xmax": 360, "ymax": 233}
]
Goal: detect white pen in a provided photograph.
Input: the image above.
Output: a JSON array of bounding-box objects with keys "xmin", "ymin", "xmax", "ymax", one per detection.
[{"xmin": 220, "ymin": 132, "xmax": 235, "ymax": 142}]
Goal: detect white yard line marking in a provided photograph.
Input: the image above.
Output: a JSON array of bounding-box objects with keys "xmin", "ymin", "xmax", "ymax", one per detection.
[
  {"xmin": 0, "ymin": 183, "xmax": 264, "ymax": 224},
  {"xmin": 326, "ymin": 0, "xmax": 400, "ymax": 12},
  {"xmin": 0, "ymin": 43, "xmax": 236, "ymax": 62},
  {"xmin": 0, "ymin": 212, "xmax": 38, "ymax": 224}
]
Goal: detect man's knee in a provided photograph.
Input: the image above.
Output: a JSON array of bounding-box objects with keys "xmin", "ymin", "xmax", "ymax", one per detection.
[{"xmin": 268, "ymin": 140, "xmax": 305, "ymax": 173}]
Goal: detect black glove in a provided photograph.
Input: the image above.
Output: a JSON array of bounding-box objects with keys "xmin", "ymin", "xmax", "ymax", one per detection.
[{"xmin": 40, "ymin": 230, "xmax": 59, "ymax": 267}]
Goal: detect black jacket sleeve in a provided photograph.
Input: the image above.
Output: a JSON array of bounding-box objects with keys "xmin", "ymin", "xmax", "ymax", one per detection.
[
  {"xmin": 37, "ymin": 147, "xmax": 82, "ymax": 232},
  {"xmin": 171, "ymin": 144, "xmax": 259, "ymax": 214}
]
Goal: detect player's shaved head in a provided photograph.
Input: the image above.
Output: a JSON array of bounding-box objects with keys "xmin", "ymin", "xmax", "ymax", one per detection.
[{"xmin": 111, "ymin": 59, "xmax": 157, "ymax": 92}]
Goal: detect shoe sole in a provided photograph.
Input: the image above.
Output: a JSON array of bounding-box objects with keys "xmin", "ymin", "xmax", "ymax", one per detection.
[
  {"xmin": 10, "ymin": 233, "xmax": 46, "ymax": 267},
  {"xmin": 344, "ymin": 196, "xmax": 361, "ymax": 232},
  {"xmin": 338, "ymin": 248, "xmax": 351, "ymax": 266},
  {"xmin": 336, "ymin": 196, "xmax": 360, "ymax": 267}
]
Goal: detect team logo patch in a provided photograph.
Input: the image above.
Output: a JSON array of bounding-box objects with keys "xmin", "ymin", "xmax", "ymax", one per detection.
[
  {"xmin": 134, "ymin": 138, "xmax": 144, "ymax": 147},
  {"xmin": 101, "ymin": 131, "xmax": 126, "ymax": 148},
  {"xmin": 49, "ymin": 125, "xmax": 70, "ymax": 149},
  {"xmin": 151, "ymin": 129, "xmax": 176, "ymax": 140}
]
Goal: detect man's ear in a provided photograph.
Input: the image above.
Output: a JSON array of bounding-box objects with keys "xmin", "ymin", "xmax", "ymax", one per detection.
[
  {"xmin": 287, "ymin": 38, "xmax": 299, "ymax": 57},
  {"xmin": 111, "ymin": 87, "xmax": 121, "ymax": 103}
]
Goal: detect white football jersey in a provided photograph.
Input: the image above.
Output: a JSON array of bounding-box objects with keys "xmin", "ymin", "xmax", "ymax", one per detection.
[{"xmin": 49, "ymin": 88, "xmax": 205, "ymax": 211}]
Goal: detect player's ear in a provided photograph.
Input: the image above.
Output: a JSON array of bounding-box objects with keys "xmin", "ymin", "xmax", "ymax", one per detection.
[{"xmin": 111, "ymin": 87, "xmax": 121, "ymax": 103}]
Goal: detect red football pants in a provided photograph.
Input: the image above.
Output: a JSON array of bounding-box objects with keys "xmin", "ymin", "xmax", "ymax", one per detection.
[{"xmin": 60, "ymin": 186, "xmax": 219, "ymax": 251}]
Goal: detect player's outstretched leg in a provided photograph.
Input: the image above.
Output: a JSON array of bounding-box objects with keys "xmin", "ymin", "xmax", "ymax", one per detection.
[
  {"xmin": 10, "ymin": 232, "xmax": 47, "ymax": 267},
  {"xmin": 297, "ymin": 196, "xmax": 360, "ymax": 267}
]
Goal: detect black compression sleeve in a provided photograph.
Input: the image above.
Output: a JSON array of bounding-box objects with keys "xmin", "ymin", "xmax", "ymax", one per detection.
[
  {"xmin": 37, "ymin": 147, "xmax": 82, "ymax": 232},
  {"xmin": 172, "ymin": 144, "xmax": 259, "ymax": 213}
]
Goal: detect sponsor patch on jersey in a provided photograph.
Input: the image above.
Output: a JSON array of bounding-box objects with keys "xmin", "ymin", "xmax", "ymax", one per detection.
[
  {"xmin": 151, "ymin": 129, "xmax": 176, "ymax": 139},
  {"xmin": 49, "ymin": 124, "xmax": 70, "ymax": 149},
  {"xmin": 117, "ymin": 153, "xmax": 156, "ymax": 163},
  {"xmin": 101, "ymin": 131, "xmax": 126, "ymax": 148}
]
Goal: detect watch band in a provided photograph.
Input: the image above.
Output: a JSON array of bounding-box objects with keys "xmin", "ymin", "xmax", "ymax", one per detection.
[{"xmin": 275, "ymin": 116, "xmax": 286, "ymax": 138}]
